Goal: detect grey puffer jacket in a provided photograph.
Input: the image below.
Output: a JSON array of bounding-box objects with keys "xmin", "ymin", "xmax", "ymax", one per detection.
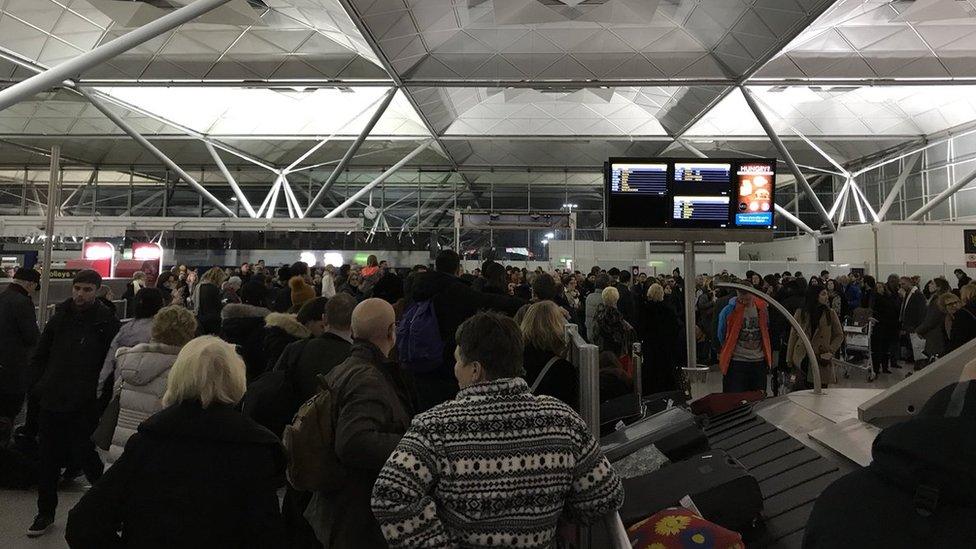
[
  {"xmin": 97, "ymin": 318, "xmax": 154, "ymax": 398},
  {"xmin": 109, "ymin": 342, "xmax": 181, "ymax": 462}
]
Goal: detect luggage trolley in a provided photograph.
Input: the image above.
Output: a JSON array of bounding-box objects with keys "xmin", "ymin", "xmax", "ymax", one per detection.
[{"xmin": 837, "ymin": 307, "xmax": 876, "ymax": 381}]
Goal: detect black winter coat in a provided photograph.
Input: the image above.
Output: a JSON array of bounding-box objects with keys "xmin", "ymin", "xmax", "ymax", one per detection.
[
  {"xmin": 614, "ymin": 283, "xmax": 637, "ymax": 329},
  {"xmin": 872, "ymin": 292, "xmax": 902, "ymax": 336},
  {"xmin": 195, "ymin": 282, "xmax": 223, "ymax": 335},
  {"xmin": 65, "ymin": 400, "xmax": 285, "ymax": 549},
  {"xmin": 948, "ymin": 303, "xmax": 976, "ymax": 353},
  {"xmin": 219, "ymin": 303, "xmax": 270, "ymax": 382},
  {"xmin": 262, "ymin": 313, "xmax": 310, "ymax": 375},
  {"xmin": 804, "ymin": 381, "xmax": 976, "ymax": 549},
  {"xmin": 408, "ymin": 271, "xmax": 525, "ymax": 377},
  {"xmin": 523, "ymin": 343, "xmax": 578, "ymax": 411},
  {"xmin": 637, "ymin": 300, "xmax": 680, "ymax": 393},
  {"xmin": 275, "ymin": 331, "xmax": 352, "ymax": 402},
  {"xmin": 31, "ymin": 299, "xmax": 120, "ymax": 412},
  {"xmin": 0, "ymin": 284, "xmax": 39, "ymax": 394}
]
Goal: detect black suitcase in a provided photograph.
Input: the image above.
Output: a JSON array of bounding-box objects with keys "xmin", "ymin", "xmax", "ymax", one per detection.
[
  {"xmin": 600, "ymin": 406, "xmax": 709, "ymax": 462},
  {"xmin": 619, "ymin": 450, "xmax": 763, "ymax": 533}
]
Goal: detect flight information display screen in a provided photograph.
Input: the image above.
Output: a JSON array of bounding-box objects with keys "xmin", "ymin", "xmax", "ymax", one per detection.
[
  {"xmin": 608, "ymin": 163, "xmax": 668, "ymax": 195},
  {"xmin": 606, "ymin": 158, "xmax": 777, "ymax": 231}
]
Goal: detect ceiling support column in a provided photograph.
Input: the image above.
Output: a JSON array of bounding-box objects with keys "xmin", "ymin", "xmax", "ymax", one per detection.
[
  {"xmin": 0, "ymin": 0, "xmax": 233, "ymax": 112},
  {"xmin": 907, "ymin": 165, "xmax": 976, "ymax": 221},
  {"xmin": 82, "ymin": 89, "xmax": 236, "ymax": 217},
  {"xmin": 206, "ymin": 142, "xmax": 257, "ymax": 218},
  {"xmin": 325, "ymin": 140, "xmax": 432, "ymax": 219},
  {"xmin": 878, "ymin": 153, "xmax": 920, "ymax": 220},
  {"xmin": 304, "ymin": 87, "xmax": 397, "ymax": 217},
  {"xmin": 740, "ymin": 86, "xmax": 836, "ymax": 232}
]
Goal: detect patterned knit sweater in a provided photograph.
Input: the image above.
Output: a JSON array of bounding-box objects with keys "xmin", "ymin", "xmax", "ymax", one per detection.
[{"xmin": 371, "ymin": 377, "xmax": 623, "ymax": 549}]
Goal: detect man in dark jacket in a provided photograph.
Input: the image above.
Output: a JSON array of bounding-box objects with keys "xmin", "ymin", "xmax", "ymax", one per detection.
[
  {"xmin": 276, "ymin": 293, "xmax": 357, "ymax": 549},
  {"xmin": 406, "ymin": 250, "xmax": 525, "ymax": 411},
  {"xmin": 307, "ymin": 298, "xmax": 415, "ymax": 549},
  {"xmin": 0, "ymin": 268, "xmax": 40, "ymax": 431},
  {"xmin": 613, "ymin": 270, "xmax": 637, "ymax": 329},
  {"xmin": 899, "ymin": 277, "xmax": 927, "ymax": 369},
  {"xmin": 804, "ymin": 379, "xmax": 976, "ymax": 548},
  {"xmin": 28, "ymin": 269, "xmax": 120, "ymax": 537}
]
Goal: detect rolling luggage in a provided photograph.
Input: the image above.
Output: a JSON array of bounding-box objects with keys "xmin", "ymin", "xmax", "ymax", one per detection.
[
  {"xmin": 619, "ymin": 450, "xmax": 763, "ymax": 534},
  {"xmin": 601, "ymin": 406, "xmax": 709, "ymax": 463}
]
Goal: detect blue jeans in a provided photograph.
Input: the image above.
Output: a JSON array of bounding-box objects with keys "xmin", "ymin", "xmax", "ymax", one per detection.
[{"xmin": 723, "ymin": 360, "xmax": 768, "ymax": 393}]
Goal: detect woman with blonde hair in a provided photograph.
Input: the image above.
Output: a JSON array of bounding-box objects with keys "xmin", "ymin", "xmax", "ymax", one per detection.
[
  {"xmin": 948, "ymin": 281, "xmax": 976, "ymax": 352},
  {"xmin": 593, "ymin": 286, "xmax": 635, "ymax": 358},
  {"xmin": 637, "ymin": 283, "xmax": 680, "ymax": 392},
  {"xmin": 66, "ymin": 336, "xmax": 285, "ymax": 547},
  {"xmin": 106, "ymin": 305, "xmax": 197, "ymax": 461},
  {"xmin": 520, "ymin": 300, "xmax": 578, "ymax": 409}
]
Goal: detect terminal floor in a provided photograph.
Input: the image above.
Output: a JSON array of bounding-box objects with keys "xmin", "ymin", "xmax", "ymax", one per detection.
[{"xmin": 0, "ymin": 367, "xmax": 902, "ymax": 548}]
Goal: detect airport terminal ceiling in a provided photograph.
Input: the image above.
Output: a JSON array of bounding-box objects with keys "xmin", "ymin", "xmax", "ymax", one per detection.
[{"xmin": 4, "ymin": 0, "xmax": 976, "ymax": 238}]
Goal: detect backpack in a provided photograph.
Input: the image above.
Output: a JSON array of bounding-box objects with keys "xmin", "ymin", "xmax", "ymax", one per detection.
[
  {"xmin": 396, "ymin": 300, "xmax": 444, "ymax": 374},
  {"xmin": 281, "ymin": 374, "xmax": 345, "ymax": 493}
]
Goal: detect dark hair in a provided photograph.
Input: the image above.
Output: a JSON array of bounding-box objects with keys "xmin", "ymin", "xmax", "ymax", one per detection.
[
  {"xmin": 133, "ymin": 287, "xmax": 164, "ymax": 319},
  {"xmin": 794, "ymin": 271, "xmax": 803, "ymax": 277},
  {"xmin": 366, "ymin": 255, "xmax": 378, "ymax": 267},
  {"xmin": 278, "ymin": 265, "xmax": 292, "ymax": 283},
  {"xmin": 73, "ymin": 269, "xmax": 102, "ymax": 288},
  {"xmin": 619, "ymin": 270, "xmax": 631, "ymax": 284},
  {"xmin": 803, "ymin": 285, "xmax": 827, "ymax": 327},
  {"xmin": 932, "ymin": 278, "xmax": 951, "ymax": 294},
  {"xmin": 241, "ymin": 280, "xmax": 268, "ymax": 306},
  {"xmin": 455, "ymin": 312, "xmax": 523, "ymax": 379},
  {"xmin": 290, "ymin": 261, "xmax": 309, "ymax": 278},
  {"xmin": 607, "ymin": 267, "xmax": 620, "ymax": 277},
  {"xmin": 297, "ymin": 297, "xmax": 328, "ymax": 325},
  {"xmin": 532, "ymin": 273, "xmax": 558, "ymax": 301},
  {"xmin": 324, "ymin": 293, "xmax": 356, "ymax": 330},
  {"xmin": 594, "ymin": 273, "xmax": 610, "ymax": 290},
  {"xmin": 483, "ymin": 262, "xmax": 507, "ymax": 291},
  {"xmin": 435, "ymin": 250, "xmax": 460, "ymax": 274}
]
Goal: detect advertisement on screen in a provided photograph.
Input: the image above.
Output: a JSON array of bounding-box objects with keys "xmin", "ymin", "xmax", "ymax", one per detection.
[{"xmin": 735, "ymin": 162, "xmax": 774, "ymax": 227}]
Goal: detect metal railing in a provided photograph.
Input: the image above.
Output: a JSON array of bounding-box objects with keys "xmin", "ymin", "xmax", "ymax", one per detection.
[{"xmin": 565, "ymin": 324, "xmax": 632, "ymax": 549}]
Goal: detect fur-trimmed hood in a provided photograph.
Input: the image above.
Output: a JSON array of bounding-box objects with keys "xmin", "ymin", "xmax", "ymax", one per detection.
[
  {"xmin": 263, "ymin": 312, "xmax": 310, "ymax": 339},
  {"xmin": 221, "ymin": 303, "xmax": 270, "ymax": 320}
]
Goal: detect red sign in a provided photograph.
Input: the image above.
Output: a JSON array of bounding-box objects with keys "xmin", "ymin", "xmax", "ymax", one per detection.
[{"xmin": 79, "ymin": 242, "xmax": 115, "ymax": 278}]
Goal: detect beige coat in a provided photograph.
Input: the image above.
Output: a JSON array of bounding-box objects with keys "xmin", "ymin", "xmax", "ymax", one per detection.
[{"xmin": 788, "ymin": 308, "xmax": 844, "ymax": 385}]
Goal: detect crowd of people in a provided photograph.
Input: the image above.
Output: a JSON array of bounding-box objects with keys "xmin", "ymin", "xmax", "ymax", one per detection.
[{"xmin": 0, "ymin": 252, "xmax": 974, "ymax": 547}]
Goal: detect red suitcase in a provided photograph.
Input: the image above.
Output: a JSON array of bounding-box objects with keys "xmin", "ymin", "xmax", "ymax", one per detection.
[{"xmin": 689, "ymin": 391, "xmax": 765, "ymax": 417}]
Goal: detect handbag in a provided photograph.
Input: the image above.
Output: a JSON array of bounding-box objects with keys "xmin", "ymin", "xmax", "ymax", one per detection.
[{"xmin": 92, "ymin": 391, "xmax": 121, "ymax": 451}]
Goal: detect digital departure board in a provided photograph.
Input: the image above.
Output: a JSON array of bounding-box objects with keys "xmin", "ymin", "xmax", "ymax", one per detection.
[
  {"xmin": 609, "ymin": 163, "xmax": 667, "ymax": 194},
  {"xmin": 605, "ymin": 158, "xmax": 777, "ymax": 233}
]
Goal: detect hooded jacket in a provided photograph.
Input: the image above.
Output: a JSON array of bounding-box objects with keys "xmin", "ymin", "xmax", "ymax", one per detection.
[
  {"xmin": 220, "ymin": 303, "xmax": 271, "ymax": 381},
  {"xmin": 803, "ymin": 381, "xmax": 976, "ymax": 548},
  {"xmin": 66, "ymin": 400, "xmax": 285, "ymax": 549},
  {"xmin": 109, "ymin": 342, "xmax": 182, "ymax": 461},
  {"xmin": 97, "ymin": 318, "xmax": 154, "ymax": 399},
  {"xmin": 31, "ymin": 298, "xmax": 121, "ymax": 412},
  {"xmin": 262, "ymin": 312, "xmax": 310, "ymax": 374},
  {"xmin": 0, "ymin": 283, "xmax": 39, "ymax": 393},
  {"xmin": 407, "ymin": 270, "xmax": 525, "ymax": 379}
]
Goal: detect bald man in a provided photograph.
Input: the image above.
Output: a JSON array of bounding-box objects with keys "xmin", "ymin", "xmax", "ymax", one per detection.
[{"xmin": 311, "ymin": 298, "xmax": 415, "ymax": 549}]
